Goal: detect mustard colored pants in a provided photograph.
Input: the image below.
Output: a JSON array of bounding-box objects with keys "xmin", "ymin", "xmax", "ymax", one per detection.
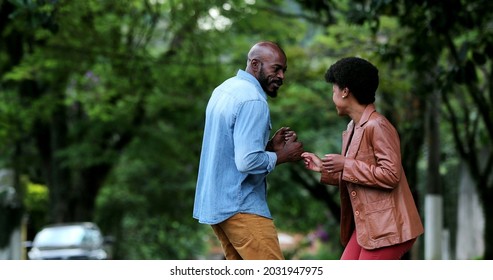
[{"xmin": 211, "ymin": 213, "xmax": 284, "ymax": 260}]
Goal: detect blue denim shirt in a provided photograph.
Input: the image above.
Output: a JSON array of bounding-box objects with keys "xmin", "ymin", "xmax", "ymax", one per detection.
[{"xmin": 193, "ymin": 70, "xmax": 277, "ymax": 224}]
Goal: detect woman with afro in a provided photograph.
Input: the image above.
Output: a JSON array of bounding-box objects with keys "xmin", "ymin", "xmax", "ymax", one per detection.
[{"xmin": 302, "ymin": 57, "xmax": 424, "ymax": 260}]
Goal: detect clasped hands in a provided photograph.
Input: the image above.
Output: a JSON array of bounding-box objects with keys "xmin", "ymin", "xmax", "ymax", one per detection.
[
  {"xmin": 268, "ymin": 127, "xmax": 345, "ymax": 171},
  {"xmin": 269, "ymin": 127, "xmax": 304, "ymax": 164}
]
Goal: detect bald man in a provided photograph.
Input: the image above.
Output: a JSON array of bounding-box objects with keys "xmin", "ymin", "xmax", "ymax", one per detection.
[{"xmin": 193, "ymin": 41, "xmax": 304, "ymax": 260}]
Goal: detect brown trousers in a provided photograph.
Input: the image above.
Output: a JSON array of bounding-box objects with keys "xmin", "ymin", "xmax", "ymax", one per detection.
[{"xmin": 211, "ymin": 213, "xmax": 284, "ymax": 260}]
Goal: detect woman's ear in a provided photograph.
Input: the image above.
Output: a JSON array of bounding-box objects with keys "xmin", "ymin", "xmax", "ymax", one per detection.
[{"xmin": 342, "ymin": 88, "xmax": 349, "ymax": 98}]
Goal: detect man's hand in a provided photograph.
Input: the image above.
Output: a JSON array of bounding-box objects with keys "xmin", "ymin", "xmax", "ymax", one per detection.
[
  {"xmin": 267, "ymin": 127, "xmax": 294, "ymax": 152},
  {"xmin": 275, "ymin": 133, "xmax": 304, "ymax": 164}
]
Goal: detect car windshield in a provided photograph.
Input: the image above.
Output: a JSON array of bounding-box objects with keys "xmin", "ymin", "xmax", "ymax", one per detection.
[{"xmin": 34, "ymin": 226, "xmax": 85, "ymax": 247}]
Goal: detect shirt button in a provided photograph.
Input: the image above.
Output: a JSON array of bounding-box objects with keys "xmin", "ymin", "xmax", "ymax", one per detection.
[
  {"xmin": 351, "ymin": 191, "xmax": 357, "ymax": 197},
  {"xmin": 355, "ymin": 210, "xmax": 360, "ymax": 216}
]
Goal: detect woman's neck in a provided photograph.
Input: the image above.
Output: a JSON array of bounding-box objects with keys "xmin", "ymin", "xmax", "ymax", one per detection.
[{"xmin": 349, "ymin": 104, "xmax": 367, "ymax": 126}]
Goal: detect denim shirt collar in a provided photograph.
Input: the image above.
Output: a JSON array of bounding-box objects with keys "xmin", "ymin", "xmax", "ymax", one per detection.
[{"xmin": 236, "ymin": 69, "xmax": 267, "ymax": 101}]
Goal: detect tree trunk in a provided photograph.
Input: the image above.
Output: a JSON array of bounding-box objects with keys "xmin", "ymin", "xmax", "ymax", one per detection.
[
  {"xmin": 46, "ymin": 101, "xmax": 72, "ymax": 223},
  {"xmin": 456, "ymin": 163, "xmax": 484, "ymax": 259},
  {"xmin": 425, "ymin": 89, "xmax": 443, "ymax": 259},
  {"xmin": 481, "ymin": 186, "xmax": 493, "ymax": 259}
]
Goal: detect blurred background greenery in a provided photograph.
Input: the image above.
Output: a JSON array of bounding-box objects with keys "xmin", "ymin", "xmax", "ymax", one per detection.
[{"xmin": 1, "ymin": 0, "xmax": 492, "ymax": 260}]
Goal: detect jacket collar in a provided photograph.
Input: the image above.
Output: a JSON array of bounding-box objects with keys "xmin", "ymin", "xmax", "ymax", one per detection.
[
  {"xmin": 356, "ymin": 103, "xmax": 376, "ymax": 128},
  {"xmin": 342, "ymin": 104, "xmax": 376, "ymax": 158}
]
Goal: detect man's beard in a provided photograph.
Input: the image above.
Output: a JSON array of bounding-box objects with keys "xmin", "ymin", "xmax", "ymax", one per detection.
[{"xmin": 258, "ymin": 67, "xmax": 281, "ymax": 98}]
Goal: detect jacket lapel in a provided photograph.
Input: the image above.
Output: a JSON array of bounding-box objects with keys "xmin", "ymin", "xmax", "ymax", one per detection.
[
  {"xmin": 342, "ymin": 104, "xmax": 376, "ymax": 159},
  {"xmin": 341, "ymin": 121, "xmax": 354, "ymax": 157}
]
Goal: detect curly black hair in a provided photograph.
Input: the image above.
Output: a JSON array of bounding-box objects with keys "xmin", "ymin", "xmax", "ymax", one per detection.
[{"xmin": 324, "ymin": 57, "xmax": 379, "ymax": 105}]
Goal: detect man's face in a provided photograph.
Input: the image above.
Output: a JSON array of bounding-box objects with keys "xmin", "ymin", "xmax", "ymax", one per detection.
[{"xmin": 257, "ymin": 59, "xmax": 287, "ymax": 98}]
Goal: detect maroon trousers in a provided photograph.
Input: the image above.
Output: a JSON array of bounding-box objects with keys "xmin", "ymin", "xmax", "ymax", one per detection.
[{"xmin": 341, "ymin": 230, "xmax": 416, "ymax": 260}]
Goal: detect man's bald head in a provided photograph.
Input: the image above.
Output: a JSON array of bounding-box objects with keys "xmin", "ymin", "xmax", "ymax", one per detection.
[
  {"xmin": 247, "ymin": 41, "xmax": 286, "ymax": 63},
  {"xmin": 245, "ymin": 41, "xmax": 287, "ymax": 97}
]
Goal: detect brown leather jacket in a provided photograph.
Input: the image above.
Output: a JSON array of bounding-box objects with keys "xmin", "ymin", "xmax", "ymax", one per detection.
[{"xmin": 321, "ymin": 104, "xmax": 424, "ymax": 249}]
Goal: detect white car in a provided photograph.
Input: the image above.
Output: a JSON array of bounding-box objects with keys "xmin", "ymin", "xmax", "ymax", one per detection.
[{"xmin": 27, "ymin": 222, "xmax": 110, "ymax": 260}]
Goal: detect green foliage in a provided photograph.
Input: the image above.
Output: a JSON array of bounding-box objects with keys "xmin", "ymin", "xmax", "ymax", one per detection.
[
  {"xmin": 22, "ymin": 178, "xmax": 49, "ymax": 238},
  {"xmin": 23, "ymin": 180, "xmax": 48, "ymax": 214}
]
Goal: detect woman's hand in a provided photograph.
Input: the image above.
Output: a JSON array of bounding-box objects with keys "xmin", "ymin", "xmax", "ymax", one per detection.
[
  {"xmin": 322, "ymin": 154, "xmax": 345, "ymax": 173},
  {"xmin": 301, "ymin": 152, "xmax": 323, "ymax": 172}
]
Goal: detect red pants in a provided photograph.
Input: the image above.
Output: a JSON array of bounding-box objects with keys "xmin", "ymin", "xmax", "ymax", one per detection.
[{"xmin": 341, "ymin": 230, "xmax": 416, "ymax": 260}]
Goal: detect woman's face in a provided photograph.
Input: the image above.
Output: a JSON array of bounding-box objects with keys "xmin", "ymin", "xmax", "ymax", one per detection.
[{"xmin": 332, "ymin": 84, "xmax": 348, "ymax": 116}]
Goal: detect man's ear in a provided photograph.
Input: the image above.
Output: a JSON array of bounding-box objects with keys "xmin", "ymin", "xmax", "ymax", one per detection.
[{"xmin": 251, "ymin": 59, "xmax": 261, "ymax": 72}]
